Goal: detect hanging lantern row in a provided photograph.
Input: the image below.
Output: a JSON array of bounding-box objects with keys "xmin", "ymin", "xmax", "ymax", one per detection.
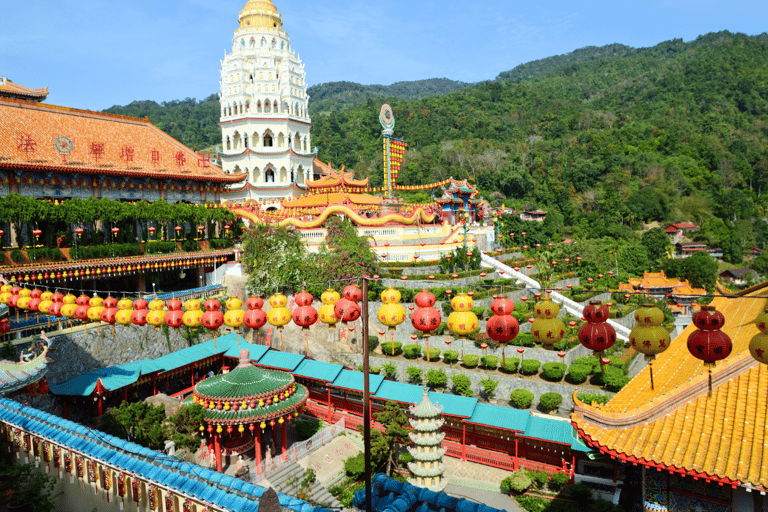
[
  {"xmin": 193, "ymin": 383, "xmax": 299, "ymax": 412},
  {"xmin": 0, "ymin": 252, "xmax": 233, "ymax": 283},
  {"xmin": 629, "ymin": 302, "xmax": 671, "ymax": 390}
]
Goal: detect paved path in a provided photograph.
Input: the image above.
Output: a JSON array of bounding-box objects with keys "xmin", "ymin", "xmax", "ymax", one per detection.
[{"xmin": 445, "ymin": 484, "xmax": 523, "ymax": 512}]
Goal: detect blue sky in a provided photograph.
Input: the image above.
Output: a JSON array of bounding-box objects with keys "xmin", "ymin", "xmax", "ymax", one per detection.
[{"xmin": 2, "ymin": 0, "xmax": 766, "ymax": 111}]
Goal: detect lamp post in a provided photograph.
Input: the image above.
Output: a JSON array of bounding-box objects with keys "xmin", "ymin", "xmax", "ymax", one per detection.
[
  {"xmin": 74, "ymin": 227, "xmax": 84, "ymax": 259},
  {"xmin": 111, "ymin": 225, "xmax": 120, "ymax": 257},
  {"xmin": 462, "ymin": 211, "xmax": 470, "ymax": 271}
]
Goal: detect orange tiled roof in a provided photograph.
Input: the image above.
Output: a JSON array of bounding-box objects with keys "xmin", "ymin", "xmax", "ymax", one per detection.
[
  {"xmin": 618, "ymin": 271, "xmax": 706, "ymax": 297},
  {"xmin": 0, "ymin": 80, "xmax": 48, "ymax": 100},
  {"xmin": 307, "ymin": 160, "xmax": 369, "ymax": 189},
  {"xmin": 572, "ymin": 285, "xmax": 768, "ymax": 489},
  {"xmin": 0, "ymin": 98, "xmax": 244, "ymax": 183},
  {"xmin": 281, "ymin": 192, "xmax": 381, "ymax": 208}
]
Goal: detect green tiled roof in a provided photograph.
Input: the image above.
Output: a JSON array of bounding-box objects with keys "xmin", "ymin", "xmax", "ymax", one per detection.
[
  {"xmin": 330, "ymin": 370, "xmax": 384, "ymax": 394},
  {"xmin": 293, "ymin": 359, "xmax": 344, "ymax": 383},
  {"xmin": 427, "ymin": 392, "xmax": 477, "ymax": 418},
  {"xmin": 256, "ymin": 350, "xmax": 305, "ymax": 371},
  {"xmin": 410, "ymin": 388, "xmax": 443, "ymax": 418},
  {"xmin": 523, "ymin": 415, "xmax": 592, "ymax": 453},
  {"xmin": 196, "ymin": 365, "xmax": 292, "ymax": 400},
  {"xmin": 467, "ymin": 403, "xmax": 529, "ymax": 432},
  {"xmin": 186, "ymin": 385, "xmax": 308, "ymax": 424},
  {"xmin": 373, "ymin": 381, "xmax": 425, "ymax": 405}
]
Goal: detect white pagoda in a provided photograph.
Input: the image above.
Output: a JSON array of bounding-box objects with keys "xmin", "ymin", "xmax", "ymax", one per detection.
[
  {"xmin": 219, "ymin": 0, "xmax": 314, "ymax": 203},
  {"xmin": 407, "ymin": 388, "xmax": 448, "ymax": 491}
]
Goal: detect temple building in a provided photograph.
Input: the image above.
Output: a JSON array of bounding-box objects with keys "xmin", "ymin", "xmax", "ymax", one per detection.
[
  {"xmin": 572, "ymin": 284, "xmax": 768, "ymax": 511},
  {"xmin": 407, "ymin": 388, "xmax": 447, "ymax": 492},
  {"xmin": 435, "ymin": 178, "xmax": 487, "ymax": 225},
  {"xmin": 219, "ymin": 0, "xmax": 314, "ymax": 203},
  {"xmin": 0, "ymin": 77, "xmax": 48, "ymax": 102}
]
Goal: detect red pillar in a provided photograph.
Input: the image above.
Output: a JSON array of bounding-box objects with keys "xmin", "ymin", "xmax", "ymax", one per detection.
[
  {"xmin": 214, "ymin": 433, "xmax": 222, "ymax": 473},
  {"xmin": 281, "ymin": 421, "xmax": 287, "ymax": 460},
  {"xmin": 327, "ymin": 388, "xmax": 332, "ymax": 421},
  {"xmin": 123, "ymin": 388, "xmax": 128, "ymax": 403},
  {"xmin": 97, "ymin": 393, "xmax": 103, "ymax": 417},
  {"xmin": 461, "ymin": 423, "xmax": 466, "ymax": 461},
  {"xmin": 152, "ymin": 374, "xmax": 157, "ymax": 396},
  {"xmin": 254, "ymin": 430, "xmax": 262, "ymax": 475},
  {"xmin": 514, "ymin": 435, "xmax": 519, "ymax": 470},
  {"xmin": 191, "ymin": 367, "xmax": 195, "ymax": 387}
]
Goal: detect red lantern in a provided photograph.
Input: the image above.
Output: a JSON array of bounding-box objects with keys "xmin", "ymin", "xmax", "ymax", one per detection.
[
  {"xmin": 244, "ymin": 308, "xmax": 267, "ymax": 330},
  {"xmin": 578, "ymin": 301, "xmax": 616, "ymax": 371},
  {"xmin": 246, "ymin": 296, "xmax": 264, "ymax": 310},
  {"xmin": 204, "ymin": 299, "xmax": 221, "ymax": 312},
  {"xmin": 583, "ymin": 301, "xmax": 610, "ymax": 323},
  {"xmin": 165, "ymin": 310, "xmax": 184, "ymax": 328},
  {"xmin": 101, "ymin": 307, "xmax": 118, "ymax": 325},
  {"xmin": 202, "ymin": 310, "xmax": 224, "ymax": 330},
  {"xmin": 414, "ymin": 289, "xmax": 436, "ymax": 308},
  {"xmin": 166, "ymin": 298, "xmax": 183, "ymax": 311},
  {"xmin": 334, "ymin": 298, "xmax": 361, "ymax": 323}
]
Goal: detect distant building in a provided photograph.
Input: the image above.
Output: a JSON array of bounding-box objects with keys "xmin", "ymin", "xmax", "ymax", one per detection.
[
  {"xmin": 664, "ymin": 222, "xmax": 699, "ymax": 243},
  {"xmin": 0, "ymin": 77, "xmax": 48, "ymax": 102},
  {"xmin": 617, "ymin": 271, "xmax": 705, "ymax": 304},
  {"xmin": 675, "ymin": 242, "xmax": 707, "ymax": 258},
  {"xmin": 520, "ymin": 210, "xmax": 547, "ymax": 222},
  {"xmin": 719, "ymin": 267, "xmax": 755, "ymax": 286}
]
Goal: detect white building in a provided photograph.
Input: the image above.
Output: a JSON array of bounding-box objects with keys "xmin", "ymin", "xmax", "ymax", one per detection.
[{"xmin": 219, "ymin": 0, "xmax": 314, "ymax": 203}]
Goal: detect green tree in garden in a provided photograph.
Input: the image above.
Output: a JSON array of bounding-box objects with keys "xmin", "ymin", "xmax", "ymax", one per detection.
[
  {"xmin": 680, "ymin": 251, "xmax": 719, "ymax": 291},
  {"xmin": 374, "ymin": 401, "xmax": 410, "ymax": 475},
  {"xmin": 641, "ymin": 227, "xmax": 672, "ymax": 261},
  {"xmin": 241, "ymin": 224, "xmax": 309, "ymax": 295}
]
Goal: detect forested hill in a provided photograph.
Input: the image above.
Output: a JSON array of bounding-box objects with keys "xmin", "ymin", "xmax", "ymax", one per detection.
[{"xmin": 306, "ymin": 78, "xmax": 474, "ymax": 115}]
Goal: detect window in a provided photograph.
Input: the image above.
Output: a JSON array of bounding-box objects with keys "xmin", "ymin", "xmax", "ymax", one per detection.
[
  {"xmin": 263, "ymin": 133, "xmax": 273, "ymax": 147},
  {"xmin": 265, "ymin": 169, "xmax": 275, "ymax": 182}
]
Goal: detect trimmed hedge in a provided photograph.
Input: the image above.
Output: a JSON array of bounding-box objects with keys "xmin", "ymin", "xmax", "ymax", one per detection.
[
  {"xmin": 426, "ymin": 368, "xmax": 448, "ymax": 388},
  {"xmin": 501, "ymin": 470, "xmax": 532, "ymax": 494},
  {"xmin": 403, "ymin": 344, "xmax": 422, "ymax": 358},
  {"xmin": 539, "ymin": 392, "xmax": 563, "ymax": 412},
  {"xmin": 519, "ymin": 359, "xmax": 541, "ymax": 375},
  {"xmin": 424, "ymin": 347, "xmax": 440, "ymax": 360},
  {"xmin": 510, "ymin": 389, "xmax": 534, "ymax": 409},
  {"xmin": 541, "ymin": 362, "xmax": 567, "ymax": 381},
  {"xmin": 452, "ymin": 374, "xmax": 473, "ymax": 396},
  {"xmin": 209, "ymin": 238, "xmax": 235, "ymax": 249},
  {"xmin": 500, "ymin": 357, "xmax": 520, "ymax": 373},
  {"xmin": 442, "ymin": 350, "xmax": 459, "ymax": 364},
  {"xmin": 566, "ymin": 363, "xmax": 591, "ymax": 384},
  {"xmin": 406, "ymin": 366, "xmax": 423, "ymax": 384},
  {"xmin": 462, "ymin": 354, "xmax": 479, "ymax": 368},
  {"xmin": 380, "ymin": 341, "xmax": 403, "ymax": 356},
  {"xmin": 578, "ymin": 392, "xmax": 612, "ymax": 405},
  {"xmin": 145, "ymin": 241, "xmax": 178, "ymax": 254},
  {"xmin": 480, "ymin": 355, "xmax": 499, "ymax": 369}
]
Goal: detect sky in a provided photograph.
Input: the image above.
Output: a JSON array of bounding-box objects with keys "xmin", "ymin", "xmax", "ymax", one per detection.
[{"xmin": 2, "ymin": 0, "xmax": 766, "ymax": 111}]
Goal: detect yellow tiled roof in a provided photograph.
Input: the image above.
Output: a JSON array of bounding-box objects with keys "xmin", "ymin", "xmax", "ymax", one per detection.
[
  {"xmin": 281, "ymin": 192, "xmax": 381, "ymax": 208},
  {"xmin": 0, "ymin": 80, "xmax": 48, "ymax": 100},
  {"xmin": 307, "ymin": 160, "xmax": 369, "ymax": 189},
  {"xmin": 572, "ymin": 285, "xmax": 768, "ymax": 489},
  {"xmin": 0, "ymin": 98, "xmax": 244, "ymax": 183}
]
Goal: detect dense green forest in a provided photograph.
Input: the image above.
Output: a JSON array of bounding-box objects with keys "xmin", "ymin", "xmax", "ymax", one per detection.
[{"xmin": 104, "ymin": 31, "xmax": 768, "ymax": 266}]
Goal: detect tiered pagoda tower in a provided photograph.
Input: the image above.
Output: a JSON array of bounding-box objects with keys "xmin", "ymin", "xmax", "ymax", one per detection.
[
  {"xmin": 407, "ymin": 388, "xmax": 447, "ymax": 491},
  {"xmin": 219, "ymin": 0, "xmax": 314, "ymax": 202}
]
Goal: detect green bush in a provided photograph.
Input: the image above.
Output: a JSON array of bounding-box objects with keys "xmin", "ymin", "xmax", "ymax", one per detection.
[
  {"xmin": 48, "ymin": 247, "xmax": 63, "ymax": 260},
  {"xmin": 381, "ymin": 362, "xmax": 397, "ymax": 379},
  {"xmin": 501, "ymin": 470, "xmax": 532, "ymax": 494},
  {"xmin": 370, "ymin": 366, "xmax": 380, "ymax": 374},
  {"xmin": 577, "ymin": 392, "xmax": 612, "ymax": 406},
  {"xmin": 462, "ymin": 354, "xmax": 479, "ymax": 368},
  {"xmin": 539, "ymin": 392, "xmax": 563, "ymax": 412},
  {"xmin": 209, "ymin": 238, "xmax": 235, "ymax": 249},
  {"xmin": 380, "ymin": 341, "xmax": 403, "ymax": 356},
  {"xmin": 511, "ymin": 332, "xmax": 536, "ymax": 347},
  {"xmin": 344, "ymin": 453, "xmax": 365, "ymax": 480},
  {"xmin": 510, "ymin": 389, "xmax": 534, "ymax": 409},
  {"xmin": 145, "ymin": 241, "xmax": 177, "ymax": 254},
  {"xmin": 10, "ymin": 249, "xmax": 24, "ymax": 262},
  {"xmin": 520, "ymin": 359, "xmax": 541, "ymax": 375},
  {"xmin": 403, "ymin": 344, "xmax": 422, "ymax": 358},
  {"xmin": 541, "ymin": 362, "xmax": 567, "ymax": 381},
  {"xmin": 426, "ymin": 368, "xmax": 448, "ymax": 388},
  {"xmin": 567, "ymin": 363, "xmax": 592, "ymax": 384},
  {"xmin": 295, "ymin": 418, "xmax": 324, "ymax": 440},
  {"xmin": 480, "ymin": 355, "xmax": 499, "ymax": 369},
  {"xmin": 603, "ymin": 366, "xmax": 630, "ymax": 392},
  {"xmin": 531, "ymin": 470, "xmax": 550, "ymax": 488},
  {"xmin": 567, "ymin": 482, "xmax": 594, "ymax": 504},
  {"xmin": 452, "ymin": 374, "xmax": 473, "ymax": 396},
  {"xmin": 471, "ymin": 306, "xmax": 486, "ymax": 320},
  {"xmin": 515, "ymin": 495, "xmax": 549, "ymax": 511},
  {"xmin": 550, "ymin": 472, "xmax": 571, "ymax": 490},
  {"xmin": 181, "ymin": 240, "xmax": 199, "ymax": 252},
  {"xmin": 574, "ymin": 356, "xmax": 599, "ymax": 374},
  {"xmin": 368, "ymin": 335, "xmax": 380, "ymax": 353},
  {"xmin": 434, "ymin": 321, "xmax": 447, "ymax": 335},
  {"xmin": 406, "ymin": 366, "xmax": 423, "ymax": 384},
  {"xmin": 442, "ymin": 350, "xmax": 459, "ymax": 364},
  {"xmin": 500, "ymin": 357, "xmax": 520, "ymax": 373},
  {"xmin": 424, "ymin": 347, "xmax": 440, "ymax": 360},
  {"xmin": 480, "ymin": 377, "xmax": 498, "ymax": 398}
]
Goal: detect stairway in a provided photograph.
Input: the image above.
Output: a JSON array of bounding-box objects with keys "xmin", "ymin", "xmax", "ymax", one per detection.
[{"xmin": 269, "ymin": 461, "xmax": 345, "ymax": 510}]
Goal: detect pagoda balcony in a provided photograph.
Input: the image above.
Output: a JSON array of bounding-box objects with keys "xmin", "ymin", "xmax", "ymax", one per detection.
[
  {"xmin": 407, "ymin": 446, "xmax": 447, "ymax": 461},
  {"xmin": 407, "ymin": 462, "xmax": 446, "ymax": 478},
  {"xmin": 409, "ymin": 419, "xmax": 445, "ymax": 432},
  {"xmin": 408, "ymin": 432, "xmax": 445, "ymax": 446}
]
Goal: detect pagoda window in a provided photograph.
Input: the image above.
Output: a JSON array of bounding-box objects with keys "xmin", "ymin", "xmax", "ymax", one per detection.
[
  {"xmin": 290, "ymin": 168, "xmax": 295, "ymax": 182},
  {"xmin": 225, "ymin": 136, "xmax": 231, "ymax": 151},
  {"xmin": 250, "ymin": 37, "xmax": 255, "ymax": 48},
  {"xmin": 272, "ymin": 38, "xmax": 277, "ymax": 48},
  {"xmin": 244, "ymin": 135, "xmax": 249, "ymax": 149},
  {"xmin": 245, "ymin": 101, "xmax": 250, "ymax": 112},
  {"xmin": 297, "ymin": 166, "xmax": 305, "ymax": 184},
  {"xmin": 273, "ymin": 100, "xmax": 278, "ymax": 111},
  {"xmin": 252, "ymin": 131, "xmax": 260, "ymax": 147},
  {"xmin": 241, "ymin": 39, "xmax": 245, "ymax": 47},
  {"xmin": 281, "ymin": 41, "xmax": 285, "ymax": 50},
  {"xmin": 303, "ymin": 136, "xmax": 308, "ymax": 152},
  {"xmin": 261, "ymin": 37, "xmax": 266, "ymax": 47},
  {"xmin": 281, "ymin": 101, "xmax": 289, "ymax": 113},
  {"xmin": 277, "ymin": 133, "xmax": 285, "ymax": 148},
  {"xmin": 265, "ymin": 101, "xmax": 271, "ymax": 114},
  {"xmin": 294, "ymin": 133, "xmax": 301, "ymax": 149},
  {"xmin": 252, "ymin": 167, "xmax": 260, "ymax": 183},
  {"xmin": 256, "ymin": 101, "xmax": 262, "ymax": 114},
  {"xmin": 233, "ymin": 131, "xmax": 241, "ymax": 149},
  {"xmin": 266, "ymin": 169, "xmax": 275, "ymax": 182},
  {"xmin": 264, "ymin": 133, "xmax": 273, "ymax": 147},
  {"xmin": 279, "ymin": 167, "xmax": 288, "ymax": 182}
]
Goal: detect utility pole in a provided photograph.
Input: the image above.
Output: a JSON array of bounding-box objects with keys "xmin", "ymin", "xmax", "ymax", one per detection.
[{"xmin": 362, "ymin": 277, "xmax": 372, "ymax": 512}]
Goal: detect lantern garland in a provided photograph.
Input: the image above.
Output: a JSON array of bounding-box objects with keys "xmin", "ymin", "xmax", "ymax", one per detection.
[
  {"xmin": 447, "ymin": 293, "xmax": 479, "ymax": 357},
  {"xmin": 243, "ymin": 295, "xmax": 267, "ymax": 332},
  {"xmin": 378, "ymin": 287, "xmax": 406, "ymax": 355},
  {"xmin": 578, "ymin": 301, "xmax": 616, "ymax": 374},
  {"xmin": 292, "ymin": 290, "xmax": 318, "ymax": 355},
  {"xmin": 266, "ymin": 293, "xmax": 291, "ymax": 349},
  {"xmin": 485, "ymin": 295, "xmax": 518, "ymax": 366},
  {"xmin": 411, "ymin": 289, "xmax": 441, "ymax": 362},
  {"xmin": 629, "ymin": 302, "xmax": 671, "ymax": 390},
  {"xmin": 687, "ymin": 305, "xmax": 731, "ymax": 395},
  {"xmin": 531, "ymin": 295, "xmax": 566, "ymax": 351}
]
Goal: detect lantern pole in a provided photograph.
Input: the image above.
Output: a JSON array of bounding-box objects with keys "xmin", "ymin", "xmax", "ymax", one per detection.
[{"xmin": 361, "ymin": 277, "xmax": 372, "ymax": 512}]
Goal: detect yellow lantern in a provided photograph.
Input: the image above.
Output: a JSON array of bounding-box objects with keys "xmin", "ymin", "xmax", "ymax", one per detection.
[
  {"xmin": 216, "ymin": 425, "xmax": 222, "ymax": 434},
  {"xmin": 115, "ymin": 309, "xmax": 133, "ymax": 326},
  {"xmin": 38, "ymin": 299, "xmax": 53, "ymax": 314},
  {"xmin": 0, "ymin": 284, "xmax": 10, "ymax": 294},
  {"xmin": 19, "ymin": 288, "xmax": 31, "ymax": 298},
  {"xmin": 149, "ymin": 299, "xmax": 165, "ymax": 311},
  {"xmin": 378, "ymin": 287, "xmax": 407, "ymax": 355},
  {"xmin": 749, "ymin": 307, "xmax": 768, "ymax": 365},
  {"xmin": 0, "ymin": 292, "xmax": 10, "ymax": 304},
  {"xmin": 531, "ymin": 296, "xmax": 566, "ymax": 350},
  {"xmin": 226, "ymin": 297, "xmax": 243, "ymax": 310},
  {"xmin": 184, "ymin": 298, "xmax": 202, "ymax": 311},
  {"xmin": 238, "ymin": 424, "xmax": 245, "ymax": 433},
  {"xmin": 147, "ymin": 310, "xmax": 165, "ymax": 329},
  {"xmin": 447, "ymin": 293, "xmax": 478, "ymax": 356},
  {"xmin": 16, "ymin": 296, "xmax": 31, "ymax": 310},
  {"xmin": 260, "ymin": 421, "xmax": 266, "ymax": 430},
  {"xmin": 224, "ymin": 308, "xmax": 245, "ymax": 329},
  {"xmin": 117, "ymin": 298, "xmax": 133, "ymax": 310},
  {"xmin": 40, "ymin": 291, "xmax": 53, "ymax": 302},
  {"xmin": 629, "ymin": 302, "xmax": 672, "ymax": 390},
  {"xmin": 87, "ymin": 305, "xmax": 104, "ymax": 322},
  {"xmin": 89, "ymin": 295, "xmax": 103, "ymax": 308},
  {"xmin": 319, "ymin": 289, "xmax": 340, "ymax": 329},
  {"xmin": 61, "ymin": 303, "xmax": 77, "ymax": 319},
  {"xmin": 183, "ymin": 309, "xmax": 203, "ymax": 328},
  {"xmin": 267, "ymin": 293, "xmax": 291, "ymax": 349},
  {"xmin": 63, "ymin": 294, "xmax": 77, "ymax": 305}
]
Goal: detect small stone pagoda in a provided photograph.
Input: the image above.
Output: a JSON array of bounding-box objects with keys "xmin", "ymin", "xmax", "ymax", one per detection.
[
  {"xmin": 186, "ymin": 348, "xmax": 307, "ymax": 473},
  {"xmin": 407, "ymin": 388, "xmax": 447, "ymax": 491}
]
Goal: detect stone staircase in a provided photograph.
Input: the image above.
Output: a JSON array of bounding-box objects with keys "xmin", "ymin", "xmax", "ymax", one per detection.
[{"xmin": 269, "ymin": 461, "xmax": 345, "ymax": 510}]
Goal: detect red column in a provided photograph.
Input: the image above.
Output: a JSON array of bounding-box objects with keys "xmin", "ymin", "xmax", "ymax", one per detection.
[
  {"xmin": 97, "ymin": 393, "xmax": 103, "ymax": 417},
  {"xmin": 327, "ymin": 388, "xmax": 332, "ymax": 421},
  {"xmin": 214, "ymin": 433, "xmax": 222, "ymax": 473},
  {"xmin": 281, "ymin": 421, "xmax": 287, "ymax": 460},
  {"xmin": 515, "ymin": 435, "xmax": 519, "ymax": 470},
  {"xmin": 462, "ymin": 423, "xmax": 466, "ymax": 461},
  {"xmin": 254, "ymin": 430, "xmax": 262, "ymax": 475},
  {"xmin": 191, "ymin": 367, "xmax": 195, "ymax": 387},
  {"xmin": 123, "ymin": 388, "xmax": 128, "ymax": 403},
  {"xmin": 153, "ymin": 374, "xmax": 157, "ymax": 396},
  {"xmin": 572, "ymin": 454, "xmax": 576, "ymax": 482}
]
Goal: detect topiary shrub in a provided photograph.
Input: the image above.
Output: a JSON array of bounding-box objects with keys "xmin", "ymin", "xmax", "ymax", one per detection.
[
  {"xmin": 480, "ymin": 355, "xmax": 499, "ymax": 369},
  {"xmin": 370, "ymin": 366, "xmax": 381, "ymax": 374},
  {"xmin": 574, "ymin": 356, "xmax": 599, "ymax": 374},
  {"xmin": 424, "ymin": 347, "xmax": 440, "ymax": 360},
  {"xmin": 549, "ymin": 472, "xmax": 570, "ymax": 490},
  {"xmin": 403, "ymin": 344, "xmax": 422, "ymax": 358},
  {"xmin": 519, "ymin": 359, "xmax": 541, "ymax": 375},
  {"xmin": 380, "ymin": 341, "xmax": 403, "ymax": 356},
  {"xmin": 541, "ymin": 362, "xmax": 567, "ymax": 381},
  {"xmin": 344, "ymin": 453, "xmax": 365, "ymax": 480},
  {"xmin": 539, "ymin": 392, "xmax": 563, "ymax": 412},
  {"xmin": 500, "ymin": 357, "xmax": 520, "ymax": 373},
  {"xmin": 462, "ymin": 354, "xmax": 479, "ymax": 368},
  {"xmin": 471, "ymin": 306, "xmax": 486, "ymax": 320},
  {"xmin": 510, "ymin": 389, "xmax": 534, "ymax": 409},
  {"xmin": 368, "ymin": 335, "xmax": 380, "ymax": 353},
  {"xmin": 511, "ymin": 332, "xmax": 536, "ymax": 347},
  {"xmin": 452, "ymin": 374, "xmax": 473, "ymax": 396},
  {"xmin": 501, "ymin": 470, "xmax": 532, "ymax": 494},
  {"xmin": 566, "ymin": 363, "xmax": 591, "ymax": 384},
  {"xmin": 426, "ymin": 368, "xmax": 448, "ymax": 388},
  {"xmin": 577, "ymin": 392, "xmax": 611, "ymax": 406},
  {"xmin": 406, "ymin": 366, "xmax": 423, "ymax": 384},
  {"xmin": 10, "ymin": 249, "xmax": 24, "ymax": 262},
  {"xmin": 603, "ymin": 366, "xmax": 630, "ymax": 392},
  {"xmin": 480, "ymin": 377, "xmax": 498, "ymax": 399},
  {"xmin": 381, "ymin": 362, "xmax": 397, "ymax": 379},
  {"xmin": 442, "ymin": 350, "xmax": 459, "ymax": 364}
]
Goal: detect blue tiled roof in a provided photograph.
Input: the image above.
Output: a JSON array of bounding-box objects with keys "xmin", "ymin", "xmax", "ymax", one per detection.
[
  {"xmin": 153, "ymin": 334, "xmax": 240, "ymax": 372},
  {"xmin": 468, "ymin": 403, "xmax": 529, "ymax": 433},
  {"xmin": 256, "ymin": 350, "xmax": 306, "ymax": 371},
  {"xmin": 523, "ymin": 415, "xmax": 592, "ymax": 452},
  {"xmin": 427, "ymin": 392, "xmax": 477, "ymax": 418},
  {"xmin": 0, "ymin": 398, "xmax": 328, "ymax": 512},
  {"xmin": 224, "ymin": 341, "xmax": 269, "ymax": 361},
  {"xmin": 373, "ymin": 381, "xmax": 425, "ymax": 405},
  {"xmin": 49, "ymin": 366, "xmax": 140, "ymax": 396},
  {"xmin": 354, "ymin": 474, "xmax": 506, "ymax": 512},
  {"xmin": 293, "ymin": 359, "xmax": 344, "ymax": 383},
  {"xmin": 330, "ymin": 369, "xmax": 384, "ymax": 394}
]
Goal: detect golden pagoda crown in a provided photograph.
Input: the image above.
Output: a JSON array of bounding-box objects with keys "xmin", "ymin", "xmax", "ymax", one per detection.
[{"xmin": 238, "ymin": 0, "xmax": 282, "ymax": 31}]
